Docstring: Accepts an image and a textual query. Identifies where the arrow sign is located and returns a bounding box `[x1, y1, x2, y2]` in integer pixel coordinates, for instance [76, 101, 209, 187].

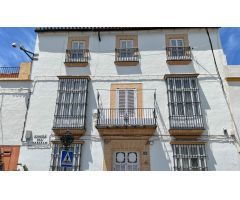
[61, 150, 74, 167]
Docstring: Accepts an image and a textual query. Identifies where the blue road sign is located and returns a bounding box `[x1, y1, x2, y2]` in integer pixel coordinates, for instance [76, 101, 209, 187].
[61, 150, 74, 167]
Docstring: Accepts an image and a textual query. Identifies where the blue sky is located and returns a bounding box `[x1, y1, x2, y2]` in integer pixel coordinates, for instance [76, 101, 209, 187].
[0, 27, 36, 67]
[0, 27, 239, 66]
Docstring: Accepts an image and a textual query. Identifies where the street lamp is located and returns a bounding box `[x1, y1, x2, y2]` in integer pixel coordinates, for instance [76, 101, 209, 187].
[12, 43, 36, 60]
[60, 130, 74, 150]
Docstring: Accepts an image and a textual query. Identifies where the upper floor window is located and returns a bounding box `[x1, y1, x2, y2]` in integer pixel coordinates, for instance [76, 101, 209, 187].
[165, 34, 191, 64]
[166, 76, 204, 130]
[65, 36, 89, 66]
[115, 35, 139, 64]
[170, 39, 184, 57]
[172, 144, 207, 171]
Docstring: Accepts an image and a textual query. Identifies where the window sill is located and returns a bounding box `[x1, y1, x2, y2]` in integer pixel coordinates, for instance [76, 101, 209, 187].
[64, 62, 88, 67]
[166, 59, 192, 65]
[114, 60, 139, 66]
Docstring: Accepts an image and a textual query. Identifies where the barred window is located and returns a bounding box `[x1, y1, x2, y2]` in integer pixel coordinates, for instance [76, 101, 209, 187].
[166, 77, 204, 129]
[172, 144, 207, 171]
[50, 143, 82, 171]
[53, 78, 88, 129]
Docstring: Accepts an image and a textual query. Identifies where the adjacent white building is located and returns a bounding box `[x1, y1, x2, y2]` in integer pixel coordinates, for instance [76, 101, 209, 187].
[1, 27, 240, 171]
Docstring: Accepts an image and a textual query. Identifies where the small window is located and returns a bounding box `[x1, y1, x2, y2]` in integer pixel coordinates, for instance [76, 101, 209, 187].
[170, 39, 184, 57]
[172, 144, 207, 171]
[119, 40, 134, 58]
[113, 151, 140, 171]
[72, 41, 85, 50]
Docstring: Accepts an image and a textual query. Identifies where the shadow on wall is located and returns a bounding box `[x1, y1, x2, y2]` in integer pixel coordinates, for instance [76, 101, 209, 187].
[205, 142, 217, 171]
[65, 65, 92, 76]
[39, 35, 66, 53]
[151, 101, 172, 170]
[80, 81, 100, 170]
[198, 83, 211, 136]
[167, 63, 196, 74]
[116, 63, 142, 75]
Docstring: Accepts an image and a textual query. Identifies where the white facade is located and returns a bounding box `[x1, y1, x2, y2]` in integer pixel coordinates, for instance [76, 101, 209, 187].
[1, 28, 240, 170]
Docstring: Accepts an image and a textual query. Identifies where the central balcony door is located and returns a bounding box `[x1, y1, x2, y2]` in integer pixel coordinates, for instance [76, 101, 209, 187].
[116, 89, 137, 125]
[113, 151, 140, 171]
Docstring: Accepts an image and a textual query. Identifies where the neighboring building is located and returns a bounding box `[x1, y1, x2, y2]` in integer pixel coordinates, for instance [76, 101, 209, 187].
[224, 65, 240, 149]
[0, 62, 32, 171]
[2, 27, 240, 171]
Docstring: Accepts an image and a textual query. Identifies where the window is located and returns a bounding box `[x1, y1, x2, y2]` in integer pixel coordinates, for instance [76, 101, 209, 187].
[166, 76, 204, 129]
[115, 35, 139, 64]
[172, 144, 207, 171]
[120, 40, 134, 58]
[71, 41, 85, 61]
[116, 89, 137, 118]
[113, 151, 140, 171]
[53, 78, 88, 129]
[170, 39, 184, 57]
[50, 143, 82, 171]
[65, 36, 89, 65]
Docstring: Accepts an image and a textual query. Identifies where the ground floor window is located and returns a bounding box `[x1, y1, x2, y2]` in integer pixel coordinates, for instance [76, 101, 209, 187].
[50, 143, 82, 171]
[113, 151, 140, 171]
[172, 144, 207, 171]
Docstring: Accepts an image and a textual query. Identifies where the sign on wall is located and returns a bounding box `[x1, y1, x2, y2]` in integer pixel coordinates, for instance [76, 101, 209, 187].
[61, 150, 74, 168]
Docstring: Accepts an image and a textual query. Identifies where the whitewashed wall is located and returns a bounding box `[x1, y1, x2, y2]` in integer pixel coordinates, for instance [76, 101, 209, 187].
[0, 82, 31, 146]
[17, 28, 240, 170]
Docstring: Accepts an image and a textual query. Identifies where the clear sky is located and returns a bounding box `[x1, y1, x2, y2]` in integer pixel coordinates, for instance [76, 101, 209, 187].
[0, 27, 239, 67]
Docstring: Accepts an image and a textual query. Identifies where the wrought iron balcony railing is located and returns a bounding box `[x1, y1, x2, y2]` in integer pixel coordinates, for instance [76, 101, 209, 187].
[0, 67, 20, 78]
[65, 49, 89, 63]
[115, 48, 139, 62]
[169, 115, 204, 130]
[166, 46, 192, 61]
[96, 108, 156, 128]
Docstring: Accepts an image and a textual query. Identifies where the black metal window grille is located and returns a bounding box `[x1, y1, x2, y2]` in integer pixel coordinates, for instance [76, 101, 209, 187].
[53, 78, 88, 129]
[50, 143, 81, 171]
[172, 144, 207, 171]
[166, 77, 204, 129]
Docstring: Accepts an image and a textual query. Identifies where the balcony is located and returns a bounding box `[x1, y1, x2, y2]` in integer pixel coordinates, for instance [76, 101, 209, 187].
[166, 46, 192, 65]
[0, 63, 31, 81]
[52, 115, 86, 135]
[64, 49, 89, 67]
[96, 108, 156, 137]
[115, 48, 139, 66]
[169, 115, 204, 136]
[0, 67, 19, 78]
